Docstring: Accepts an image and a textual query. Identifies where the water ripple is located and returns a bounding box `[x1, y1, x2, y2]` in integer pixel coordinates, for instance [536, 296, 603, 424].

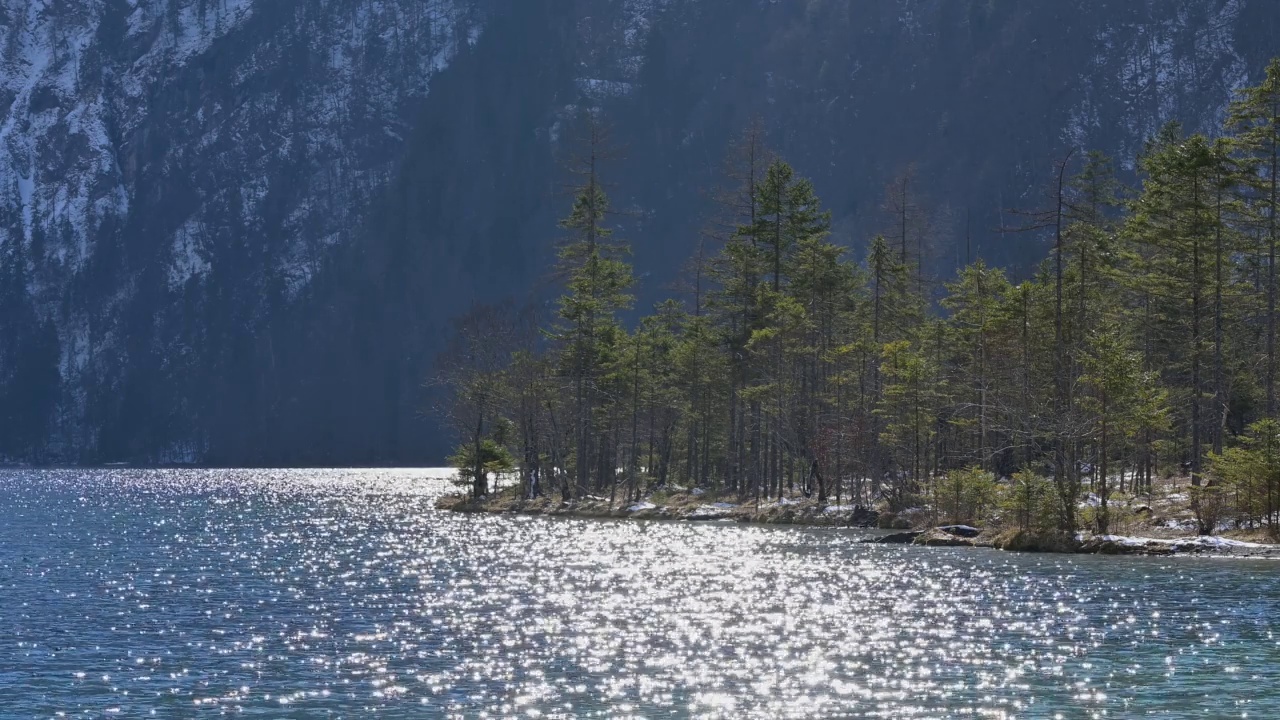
[0, 468, 1276, 718]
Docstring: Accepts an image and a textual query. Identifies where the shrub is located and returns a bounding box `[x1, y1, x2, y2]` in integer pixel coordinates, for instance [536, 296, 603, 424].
[1100, 491, 1137, 534]
[448, 437, 516, 495]
[993, 528, 1082, 553]
[936, 466, 999, 526]
[1189, 484, 1228, 536]
[999, 469, 1058, 532]
[1209, 419, 1280, 537]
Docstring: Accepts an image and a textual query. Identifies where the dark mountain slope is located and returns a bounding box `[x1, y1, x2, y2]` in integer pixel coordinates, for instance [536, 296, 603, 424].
[0, 0, 1272, 464]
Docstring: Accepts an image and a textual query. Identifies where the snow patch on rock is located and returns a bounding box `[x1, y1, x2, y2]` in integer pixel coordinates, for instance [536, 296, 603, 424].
[1064, 0, 1248, 164]
[168, 217, 212, 288]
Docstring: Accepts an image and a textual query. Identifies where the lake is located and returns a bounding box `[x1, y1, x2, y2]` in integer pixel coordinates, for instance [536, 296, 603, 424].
[1, 468, 1277, 718]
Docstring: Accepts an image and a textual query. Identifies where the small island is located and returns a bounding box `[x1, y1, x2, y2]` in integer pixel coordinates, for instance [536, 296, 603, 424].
[437, 62, 1280, 560]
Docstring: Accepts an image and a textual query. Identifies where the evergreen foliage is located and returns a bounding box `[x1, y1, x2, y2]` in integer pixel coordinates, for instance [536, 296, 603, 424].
[1210, 419, 1280, 537]
[441, 62, 1280, 534]
[936, 467, 999, 526]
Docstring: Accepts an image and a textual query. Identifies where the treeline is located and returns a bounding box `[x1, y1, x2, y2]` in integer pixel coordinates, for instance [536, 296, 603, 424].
[441, 61, 1280, 537]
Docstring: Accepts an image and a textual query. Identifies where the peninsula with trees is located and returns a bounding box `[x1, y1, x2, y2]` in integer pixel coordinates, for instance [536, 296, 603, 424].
[436, 62, 1280, 555]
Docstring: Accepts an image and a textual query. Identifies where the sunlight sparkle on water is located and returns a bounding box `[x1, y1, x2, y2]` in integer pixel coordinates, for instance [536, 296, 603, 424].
[0, 468, 1277, 718]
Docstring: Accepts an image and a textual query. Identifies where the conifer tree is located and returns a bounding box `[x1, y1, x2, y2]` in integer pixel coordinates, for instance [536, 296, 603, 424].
[711, 123, 770, 495]
[1228, 59, 1280, 416]
[553, 116, 634, 497]
[437, 303, 517, 499]
[1078, 320, 1159, 532]
[439, 64, 1280, 536]
[877, 336, 939, 510]
[942, 260, 1012, 470]
[1125, 130, 1224, 488]
[865, 235, 922, 497]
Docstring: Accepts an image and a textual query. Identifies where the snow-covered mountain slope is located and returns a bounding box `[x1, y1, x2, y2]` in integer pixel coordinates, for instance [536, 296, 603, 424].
[1064, 0, 1252, 166]
[2, 0, 478, 284]
[0, 0, 483, 461]
[0, 0, 1275, 464]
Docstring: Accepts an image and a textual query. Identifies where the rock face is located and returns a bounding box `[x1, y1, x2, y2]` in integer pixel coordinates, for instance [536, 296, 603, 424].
[1, 0, 485, 463]
[2, 0, 1278, 464]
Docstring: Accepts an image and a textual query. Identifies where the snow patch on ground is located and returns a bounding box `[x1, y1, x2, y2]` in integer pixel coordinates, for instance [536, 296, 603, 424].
[1096, 534, 1267, 550]
[1185, 536, 1267, 549]
[688, 502, 738, 519]
[627, 502, 657, 512]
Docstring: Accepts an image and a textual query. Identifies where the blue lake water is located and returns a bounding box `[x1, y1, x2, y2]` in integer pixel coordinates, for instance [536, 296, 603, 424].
[1, 468, 1277, 718]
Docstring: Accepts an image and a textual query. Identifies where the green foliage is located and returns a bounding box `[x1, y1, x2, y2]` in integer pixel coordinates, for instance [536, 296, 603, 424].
[436, 59, 1280, 535]
[875, 338, 938, 508]
[1078, 321, 1168, 521]
[1189, 484, 1229, 537]
[751, 160, 832, 293]
[935, 466, 998, 526]
[547, 119, 636, 497]
[1210, 419, 1280, 535]
[941, 260, 1012, 468]
[1083, 490, 1140, 535]
[1069, 150, 1125, 228]
[1226, 58, 1280, 206]
[999, 470, 1059, 532]
[866, 234, 922, 342]
[449, 435, 517, 492]
[555, 173, 634, 377]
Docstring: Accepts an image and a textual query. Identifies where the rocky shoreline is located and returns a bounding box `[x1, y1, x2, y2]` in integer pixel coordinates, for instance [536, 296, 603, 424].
[436, 487, 1280, 558]
[866, 525, 1279, 557]
[436, 487, 880, 527]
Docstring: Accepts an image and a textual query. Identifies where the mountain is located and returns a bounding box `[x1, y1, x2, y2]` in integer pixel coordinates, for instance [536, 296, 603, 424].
[1, 0, 1277, 465]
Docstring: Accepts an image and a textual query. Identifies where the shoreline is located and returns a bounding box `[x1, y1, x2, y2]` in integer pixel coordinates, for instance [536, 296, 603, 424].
[436, 486, 1280, 558]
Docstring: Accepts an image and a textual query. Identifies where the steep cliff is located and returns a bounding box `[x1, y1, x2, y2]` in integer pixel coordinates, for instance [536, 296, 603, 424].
[1, 0, 1276, 464]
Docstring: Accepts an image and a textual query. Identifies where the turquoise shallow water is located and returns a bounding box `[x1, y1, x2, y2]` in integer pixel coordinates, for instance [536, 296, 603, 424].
[0, 468, 1278, 718]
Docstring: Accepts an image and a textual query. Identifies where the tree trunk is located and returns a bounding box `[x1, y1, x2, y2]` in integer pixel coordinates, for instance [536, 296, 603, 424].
[1214, 180, 1226, 455]
[1269, 112, 1278, 416]
[473, 411, 486, 499]
[1098, 398, 1109, 534]
[1191, 172, 1203, 487]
